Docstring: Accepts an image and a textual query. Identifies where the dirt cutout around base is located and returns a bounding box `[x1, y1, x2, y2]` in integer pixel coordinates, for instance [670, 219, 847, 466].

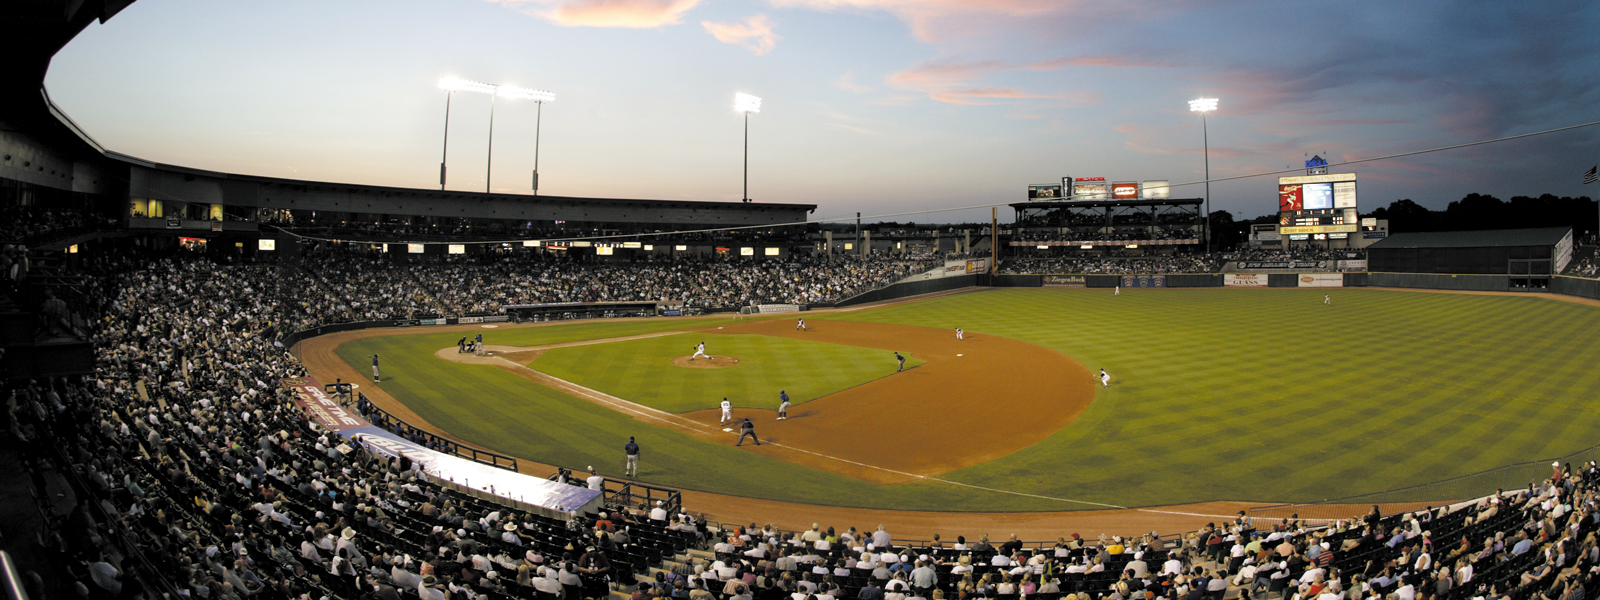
[673, 318, 1096, 482]
[672, 355, 740, 368]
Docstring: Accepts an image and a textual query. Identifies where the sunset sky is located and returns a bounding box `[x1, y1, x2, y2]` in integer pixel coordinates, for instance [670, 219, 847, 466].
[44, 0, 1600, 223]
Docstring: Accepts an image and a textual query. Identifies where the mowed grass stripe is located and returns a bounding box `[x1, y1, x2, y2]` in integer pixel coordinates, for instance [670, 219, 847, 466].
[531, 333, 918, 413]
[337, 288, 1600, 510]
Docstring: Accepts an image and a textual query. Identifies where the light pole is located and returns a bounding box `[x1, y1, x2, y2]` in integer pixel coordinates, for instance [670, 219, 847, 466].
[1189, 97, 1218, 253]
[497, 87, 555, 194]
[437, 77, 553, 194]
[735, 93, 761, 202]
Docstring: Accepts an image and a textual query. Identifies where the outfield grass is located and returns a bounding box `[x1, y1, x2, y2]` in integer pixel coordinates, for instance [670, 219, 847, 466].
[531, 333, 920, 413]
[337, 288, 1600, 511]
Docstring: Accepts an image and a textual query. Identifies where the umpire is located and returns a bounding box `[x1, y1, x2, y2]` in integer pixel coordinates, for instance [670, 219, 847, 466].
[736, 418, 761, 446]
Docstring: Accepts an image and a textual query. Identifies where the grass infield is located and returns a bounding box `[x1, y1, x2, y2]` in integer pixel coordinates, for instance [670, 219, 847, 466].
[336, 288, 1600, 511]
[530, 333, 921, 413]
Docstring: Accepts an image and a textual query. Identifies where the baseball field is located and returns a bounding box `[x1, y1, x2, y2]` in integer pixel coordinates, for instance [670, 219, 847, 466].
[317, 287, 1600, 513]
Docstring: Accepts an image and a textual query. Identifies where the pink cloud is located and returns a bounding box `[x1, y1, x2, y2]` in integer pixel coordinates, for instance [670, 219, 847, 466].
[702, 14, 782, 55]
[491, 0, 700, 28]
[834, 70, 872, 93]
[886, 58, 1122, 105]
[768, 0, 1069, 42]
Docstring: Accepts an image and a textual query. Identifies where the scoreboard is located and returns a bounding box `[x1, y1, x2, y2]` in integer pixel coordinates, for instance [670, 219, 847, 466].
[1278, 173, 1358, 241]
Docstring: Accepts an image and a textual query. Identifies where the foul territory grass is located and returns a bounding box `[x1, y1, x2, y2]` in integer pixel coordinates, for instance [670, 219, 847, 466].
[530, 333, 920, 413]
[337, 288, 1600, 511]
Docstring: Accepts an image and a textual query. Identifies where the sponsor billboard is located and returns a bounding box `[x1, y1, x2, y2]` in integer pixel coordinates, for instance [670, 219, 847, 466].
[1043, 275, 1087, 288]
[1238, 261, 1328, 269]
[1028, 184, 1064, 200]
[283, 376, 364, 432]
[407, 243, 425, 254]
[1120, 275, 1166, 288]
[1279, 173, 1357, 185]
[1141, 180, 1170, 199]
[1298, 273, 1344, 288]
[1337, 260, 1368, 271]
[1072, 177, 1109, 200]
[1112, 182, 1139, 199]
[966, 258, 990, 273]
[1224, 274, 1268, 287]
[1280, 224, 1358, 235]
[258, 239, 276, 251]
[1334, 181, 1357, 208]
[1279, 184, 1303, 211]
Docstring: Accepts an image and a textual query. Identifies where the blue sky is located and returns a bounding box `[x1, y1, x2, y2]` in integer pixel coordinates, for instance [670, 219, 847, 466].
[43, 0, 1600, 223]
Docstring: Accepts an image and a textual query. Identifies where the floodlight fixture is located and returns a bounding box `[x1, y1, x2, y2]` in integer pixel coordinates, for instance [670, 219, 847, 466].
[440, 77, 497, 95]
[499, 86, 556, 103]
[735, 93, 761, 114]
[1188, 97, 1218, 112]
[1188, 97, 1219, 252]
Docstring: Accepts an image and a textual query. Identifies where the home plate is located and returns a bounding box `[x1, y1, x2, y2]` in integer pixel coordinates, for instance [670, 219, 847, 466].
[957, 354, 964, 357]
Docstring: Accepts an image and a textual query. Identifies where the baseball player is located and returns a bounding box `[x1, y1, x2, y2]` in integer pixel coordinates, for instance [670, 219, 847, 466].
[1100, 369, 1110, 388]
[691, 341, 708, 361]
[623, 436, 640, 477]
[371, 354, 380, 383]
[1115, 285, 1120, 296]
[777, 390, 790, 420]
[720, 398, 732, 425]
[1324, 294, 1331, 305]
[796, 318, 807, 331]
[475, 332, 484, 354]
[955, 328, 964, 340]
[895, 352, 906, 372]
[735, 418, 760, 446]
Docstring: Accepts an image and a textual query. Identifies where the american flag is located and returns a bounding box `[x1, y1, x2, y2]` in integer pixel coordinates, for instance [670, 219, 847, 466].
[1586, 165, 1598, 185]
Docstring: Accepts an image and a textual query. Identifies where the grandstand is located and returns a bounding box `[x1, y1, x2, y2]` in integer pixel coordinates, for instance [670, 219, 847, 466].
[10, 3, 1600, 600]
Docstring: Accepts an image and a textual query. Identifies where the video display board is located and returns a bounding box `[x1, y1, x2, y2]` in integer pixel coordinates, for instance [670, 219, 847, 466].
[1279, 173, 1356, 213]
[1028, 184, 1064, 200]
[1072, 177, 1108, 200]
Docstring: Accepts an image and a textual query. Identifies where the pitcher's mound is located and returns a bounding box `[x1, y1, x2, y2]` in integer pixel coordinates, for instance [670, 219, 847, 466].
[672, 355, 739, 369]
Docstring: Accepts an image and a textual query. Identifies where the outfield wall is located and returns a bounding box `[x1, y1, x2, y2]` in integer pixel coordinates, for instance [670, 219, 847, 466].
[828, 274, 987, 307]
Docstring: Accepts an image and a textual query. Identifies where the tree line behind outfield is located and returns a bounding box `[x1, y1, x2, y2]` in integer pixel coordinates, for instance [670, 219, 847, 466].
[1208, 193, 1599, 249]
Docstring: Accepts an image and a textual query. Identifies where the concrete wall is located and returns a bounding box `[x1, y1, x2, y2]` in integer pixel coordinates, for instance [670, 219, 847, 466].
[0, 129, 116, 195]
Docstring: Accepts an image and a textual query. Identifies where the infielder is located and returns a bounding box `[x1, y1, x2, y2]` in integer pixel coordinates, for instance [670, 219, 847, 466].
[895, 352, 906, 372]
[796, 318, 807, 331]
[777, 390, 790, 420]
[623, 436, 640, 477]
[691, 341, 709, 361]
[371, 353, 380, 383]
[1100, 369, 1110, 388]
[955, 328, 964, 340]
[720, 398, 732, 425]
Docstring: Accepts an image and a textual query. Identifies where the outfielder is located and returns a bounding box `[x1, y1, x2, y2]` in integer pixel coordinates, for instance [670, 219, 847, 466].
[371, 353, 380, 383]
[691, 341, 709, 361]
[1100, 369, 1110, 388]
[777, 390, 790, 420]
[1324, 294, 1331, 305]
[720, 398, 732, 425]
[1115, 285, 1120, 296]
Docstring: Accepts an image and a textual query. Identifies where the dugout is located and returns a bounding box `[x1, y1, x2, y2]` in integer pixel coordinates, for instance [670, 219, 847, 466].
[1366, 227, 1573, 288]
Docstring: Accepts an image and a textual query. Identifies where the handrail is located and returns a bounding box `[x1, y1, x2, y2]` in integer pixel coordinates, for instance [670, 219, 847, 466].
[1, 550, 28, 600]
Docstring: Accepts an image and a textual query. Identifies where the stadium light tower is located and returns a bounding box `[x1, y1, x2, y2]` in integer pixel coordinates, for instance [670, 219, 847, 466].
[735, 93, 761, 203]
[437, 77, 554, 194]
[1189, 97, 1218, 253]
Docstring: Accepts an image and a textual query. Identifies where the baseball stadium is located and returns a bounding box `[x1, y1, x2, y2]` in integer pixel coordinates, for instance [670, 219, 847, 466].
[4, 3, 1600, 600]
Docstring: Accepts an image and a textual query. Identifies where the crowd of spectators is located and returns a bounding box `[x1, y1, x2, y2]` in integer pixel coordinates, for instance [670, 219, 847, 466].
[1000, 255, 1223, 275]
[1010, 229, 1197, 243]
[7, 247, 1600, 600]
[0, 205, 106, 243]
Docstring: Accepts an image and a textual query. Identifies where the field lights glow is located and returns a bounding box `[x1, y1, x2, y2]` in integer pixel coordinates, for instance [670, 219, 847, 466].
[735, 93, 761, 113]
[439, 77, 497, 95]
[1189, 97, 1218, 112]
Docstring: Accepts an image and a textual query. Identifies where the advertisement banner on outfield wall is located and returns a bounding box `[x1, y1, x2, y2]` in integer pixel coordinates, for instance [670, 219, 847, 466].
[1298, 273, 1344, 288]
[1337, 260, 1368, 271]
[458, 316, 485, 324]
[1224, 274, 1268, 287]
[1121, 275, 1166, 288]
[283, 376, 364, 432]
[966, 258, 989, 273]
[1043, 275, 1087, 288]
